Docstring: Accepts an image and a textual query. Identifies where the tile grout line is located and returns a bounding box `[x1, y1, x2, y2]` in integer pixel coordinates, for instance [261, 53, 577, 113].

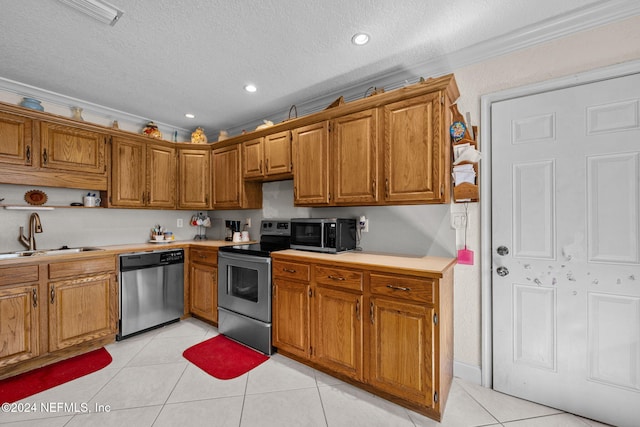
[313, 369, 330, 427]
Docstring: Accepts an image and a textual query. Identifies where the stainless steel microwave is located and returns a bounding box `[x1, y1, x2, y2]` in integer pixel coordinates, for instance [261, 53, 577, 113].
[290, 218, 357, 253]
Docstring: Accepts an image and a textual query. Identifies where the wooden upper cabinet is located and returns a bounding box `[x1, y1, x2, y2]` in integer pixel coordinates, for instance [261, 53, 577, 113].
[332, 109, 380, 205]
[264, 131, 292, 177]
[146, 143, 176, 208]
[213, 144, 262, 210]
[178, 147, 211, 209]
[110, 138, 176, 208]
[110, 137, 146, 207]
[243, 131, 292, 180]
[213, 144, 242, 208]
[0, 110, 33, 166]
[242, 137, 264, 179]
[292, 121, 330, 205]
[40, 122, 106, 175]
[383, 93, 448, 204]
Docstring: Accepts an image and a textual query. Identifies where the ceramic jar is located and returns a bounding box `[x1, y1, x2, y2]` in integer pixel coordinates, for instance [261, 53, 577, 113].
[20, 97, 44, 111]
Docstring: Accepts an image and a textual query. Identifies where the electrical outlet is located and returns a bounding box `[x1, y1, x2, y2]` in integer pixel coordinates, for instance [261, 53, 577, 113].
[177, 218, 183, 228]
[451, 213, 467, 229]
[245, 217, 251, 228]
[359, 216, 369, 232]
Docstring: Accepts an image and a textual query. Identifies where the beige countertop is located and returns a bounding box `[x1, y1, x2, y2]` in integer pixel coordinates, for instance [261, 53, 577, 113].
[0, 240, 247, 267]
[0, 242, 456, 277]
[272, 249, 456, 277]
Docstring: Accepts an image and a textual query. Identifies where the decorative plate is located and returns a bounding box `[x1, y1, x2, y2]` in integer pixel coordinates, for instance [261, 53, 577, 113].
[25, 189, 48, 205]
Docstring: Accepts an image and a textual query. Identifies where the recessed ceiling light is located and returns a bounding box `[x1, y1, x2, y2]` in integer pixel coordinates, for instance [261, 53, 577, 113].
[351, 33, 370, 46]
[185, 113, 195, 119]
[244, 84, 257, 93]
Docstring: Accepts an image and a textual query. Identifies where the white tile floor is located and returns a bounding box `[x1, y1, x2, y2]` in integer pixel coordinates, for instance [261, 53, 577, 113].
[0, 318, 612, 427]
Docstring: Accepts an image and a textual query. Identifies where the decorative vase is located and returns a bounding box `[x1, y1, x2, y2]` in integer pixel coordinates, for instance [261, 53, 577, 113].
[70, 106, 84, 120]
[191, 127, 207, 144]
[20, 97, 44, 111]
[142, 121, 162, 139]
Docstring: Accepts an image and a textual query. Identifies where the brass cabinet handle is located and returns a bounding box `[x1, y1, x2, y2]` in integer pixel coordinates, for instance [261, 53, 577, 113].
[385, 178, 389, 198]
[370, 301, 374, 324]
[32, 288, 37, 308]
[356, 298, 360, 321]
[328, 275, 345, 281]
[26, 145, 31, 163]
[50, 287, 55, 304]
[283, 268, 296, 273]
[308, 288, 313, 297]
[259, 160, 263, 173]
[43, 148, 48, 165]
[372, 179, 376, 195]
[386, 284, 411, 292]
[265, 158, 269, 172]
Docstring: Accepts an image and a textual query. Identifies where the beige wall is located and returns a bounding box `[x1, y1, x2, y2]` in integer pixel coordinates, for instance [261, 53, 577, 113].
[450, 15, 640, 373]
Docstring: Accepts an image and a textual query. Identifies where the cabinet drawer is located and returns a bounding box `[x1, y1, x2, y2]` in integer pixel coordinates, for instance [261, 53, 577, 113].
[273, 260, 310, 281]
[49, 256, 116, 280]
[191, 248, 218, 266]
[315, 265, 363, 291]
[0, 265, 39, 286]
[370, 273, 433, 303]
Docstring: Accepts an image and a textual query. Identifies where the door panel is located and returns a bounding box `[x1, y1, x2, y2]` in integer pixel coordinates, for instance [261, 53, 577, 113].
[491, 72, 640, 427]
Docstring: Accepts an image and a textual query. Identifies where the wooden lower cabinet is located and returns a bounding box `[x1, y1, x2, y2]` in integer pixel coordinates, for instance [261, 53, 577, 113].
[272, 278, 310, 359]
[190, 263, 218, 323]
[0, 284, 40, 368]
[0, 256, 117, 380]
[313, 286, 363, 381]
[271, 253, 453, 421]
[368, 296, 434, 406]
[189, 247, 218, 324]
[49, 273, 116, 351]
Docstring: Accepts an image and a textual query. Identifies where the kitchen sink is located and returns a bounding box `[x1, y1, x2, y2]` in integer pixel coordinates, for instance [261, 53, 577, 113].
[0, 246, 104, 259]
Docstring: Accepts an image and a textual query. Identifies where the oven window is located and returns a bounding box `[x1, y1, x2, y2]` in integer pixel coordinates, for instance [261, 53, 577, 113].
[292, 223, 321, 246]
[229, 265, 259, 302]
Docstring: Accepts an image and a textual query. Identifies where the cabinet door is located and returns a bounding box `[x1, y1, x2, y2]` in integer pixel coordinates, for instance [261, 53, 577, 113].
[110, 137, 146, 207]
[0, 111, 33, 166]
[264, 130, 292, 177]
[333, 109, 380, 204]
[368, 296, 434, 407]
[383, 93, 446, 203]
[313, 286, 363, 381]
[212, 145, 241, 208]
[273, 278, 310, 358]
[178, 148, 211, 209]
[190, 263, 217, 323]
[292, 121, 330, 205]
[242, 137, 264, 179]
[49, 274, 116, 352]
[0, 285, 39, 368]
[147, 143, 176, 208]
[40, 122, 106, 175]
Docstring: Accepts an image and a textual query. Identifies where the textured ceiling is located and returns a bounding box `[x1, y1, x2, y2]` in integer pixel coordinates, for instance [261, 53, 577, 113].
[0, 0, 623, 137]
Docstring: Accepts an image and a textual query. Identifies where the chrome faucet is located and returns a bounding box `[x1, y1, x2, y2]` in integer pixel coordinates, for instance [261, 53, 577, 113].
[18, 213, 43, 251]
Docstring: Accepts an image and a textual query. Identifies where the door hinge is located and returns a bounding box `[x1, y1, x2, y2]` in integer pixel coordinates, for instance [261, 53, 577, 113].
[433, 313, 438, 325]
[434, 391, 439, 403]
[440, 96, 444, 105]
[310, 346, 313, 356]
[328, 123, 332, 132]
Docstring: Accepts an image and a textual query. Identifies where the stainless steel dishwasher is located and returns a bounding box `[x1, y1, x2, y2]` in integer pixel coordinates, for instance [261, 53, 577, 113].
[117, 249, 184, 340]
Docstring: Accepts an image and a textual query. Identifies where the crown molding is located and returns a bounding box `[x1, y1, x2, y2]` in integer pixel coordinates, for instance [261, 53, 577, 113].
[227, 0, 640, 135]
[0, 76, 190, 135]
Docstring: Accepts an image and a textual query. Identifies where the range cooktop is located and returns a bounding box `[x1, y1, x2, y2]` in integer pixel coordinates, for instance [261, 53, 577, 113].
[219, 219, 290, 257]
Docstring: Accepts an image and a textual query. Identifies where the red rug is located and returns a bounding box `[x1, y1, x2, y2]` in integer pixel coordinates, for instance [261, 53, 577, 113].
[0, 348, 112, 403]
[183, 335, 269, 380]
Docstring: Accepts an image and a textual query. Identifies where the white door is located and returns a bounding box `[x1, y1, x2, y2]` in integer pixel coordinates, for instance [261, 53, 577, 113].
[491, 73, 640, 427]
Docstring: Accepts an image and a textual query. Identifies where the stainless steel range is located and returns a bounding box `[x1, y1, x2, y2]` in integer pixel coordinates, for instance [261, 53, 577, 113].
[217, 219, 290, 355]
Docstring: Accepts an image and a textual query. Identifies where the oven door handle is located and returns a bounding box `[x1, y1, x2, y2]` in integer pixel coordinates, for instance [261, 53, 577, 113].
[218, 251, 271, 264]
